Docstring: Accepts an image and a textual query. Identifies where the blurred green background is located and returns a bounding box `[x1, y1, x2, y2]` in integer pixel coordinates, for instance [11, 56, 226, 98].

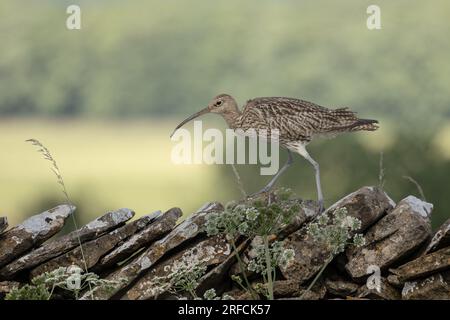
[0, 0, 449, 229]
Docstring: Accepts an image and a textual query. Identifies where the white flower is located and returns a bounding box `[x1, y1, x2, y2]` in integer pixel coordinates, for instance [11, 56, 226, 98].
[245, 207, 260, 221]
[203, 288, 217, 300]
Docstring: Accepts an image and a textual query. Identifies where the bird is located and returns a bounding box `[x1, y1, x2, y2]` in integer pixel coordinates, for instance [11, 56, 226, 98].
[170, 94, 379, 212]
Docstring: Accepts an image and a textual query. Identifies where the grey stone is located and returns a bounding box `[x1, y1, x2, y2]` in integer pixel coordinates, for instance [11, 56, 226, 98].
[346, 196, 433, 279]
[402, 273, 450, 300]
[423, 218, 450, 254]
[356, 277, 401, 300]
[239, 279, 303, 299]
[296, 280, 327, 300]
[388, 246, 450, 284]
[80, 202, 223, 300]
[30, 214, 152, 278]
[123, 234, 232, 300]
[0, 208, 135, 278]
[277, 199, 319, 238]
[224, 289, 253, 300]
[280, 186, 392, 283]
[325, 186, 395, 231]
[195, 239, 249, 296]
[272, 280, 301, 298]
[0, 205, 73, 268]
[325, 276, 359, 297]
[96, 208, 181, 268]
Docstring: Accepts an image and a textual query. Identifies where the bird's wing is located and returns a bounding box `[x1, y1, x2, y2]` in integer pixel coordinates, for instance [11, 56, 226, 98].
[243, 97, 329, 114]
[240, 97, 360, 140]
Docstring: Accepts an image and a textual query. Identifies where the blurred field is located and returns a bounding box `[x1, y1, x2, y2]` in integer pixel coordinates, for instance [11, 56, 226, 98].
[0, 118, 231, 226]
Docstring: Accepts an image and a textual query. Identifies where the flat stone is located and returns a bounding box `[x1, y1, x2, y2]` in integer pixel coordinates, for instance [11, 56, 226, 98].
[346, 196, 433, 279]
[122, 234, 232, 300]
[356, 277, 401, 300]
[0, 205, 73, 268]
[195, 240, 249, 296]
[402, 273, 450, 300]
[296, 281, 327, 300]
[241, 279, 302, 299]
[224, 289, 253, 300]
[277, 199, 319, 238]
[96, 208, 181, 269]
[325, 277, 360, 297]
[280, 186, 392, 283]
[0, 217, 8, 234]
[325, 186, 396, 231]
[423, 218, 450, 254]
[80, 202, 223, 300]
[272, 280, 301, 298]
[30, 214, 152, 278]
[388, 246, 450, 284]
[0, 208, 135, 278]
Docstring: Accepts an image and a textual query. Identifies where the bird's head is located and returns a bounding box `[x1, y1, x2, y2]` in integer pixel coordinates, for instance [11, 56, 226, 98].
[170, 94, 237, 138]
[206, 94, 237, 114]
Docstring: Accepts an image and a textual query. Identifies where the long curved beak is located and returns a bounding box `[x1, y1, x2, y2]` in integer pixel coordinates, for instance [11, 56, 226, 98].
[170, 107, 210, 138]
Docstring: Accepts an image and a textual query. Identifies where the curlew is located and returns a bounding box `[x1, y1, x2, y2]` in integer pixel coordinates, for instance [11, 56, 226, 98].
[171, 94, 378, 212]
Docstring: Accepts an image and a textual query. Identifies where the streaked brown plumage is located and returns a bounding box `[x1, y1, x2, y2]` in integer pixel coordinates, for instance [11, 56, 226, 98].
[171, 94, 379, 212]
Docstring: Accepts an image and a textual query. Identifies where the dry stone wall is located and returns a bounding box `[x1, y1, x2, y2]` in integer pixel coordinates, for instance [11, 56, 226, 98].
[0, 186, 449, 300]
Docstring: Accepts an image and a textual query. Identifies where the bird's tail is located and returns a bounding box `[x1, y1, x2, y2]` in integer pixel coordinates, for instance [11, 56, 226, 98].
[349, 119, 379, 131]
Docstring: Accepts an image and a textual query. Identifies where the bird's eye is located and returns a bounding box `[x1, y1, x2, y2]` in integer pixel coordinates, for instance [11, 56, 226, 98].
[216, 100, 223, 106]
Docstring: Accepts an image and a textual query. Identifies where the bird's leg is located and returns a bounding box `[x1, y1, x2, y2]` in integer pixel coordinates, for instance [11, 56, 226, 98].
[296, 145, 324, 213]
[251, 150, 294, 196]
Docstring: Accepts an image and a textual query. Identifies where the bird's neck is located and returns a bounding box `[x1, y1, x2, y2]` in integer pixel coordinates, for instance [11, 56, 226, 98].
[220, 108, 242, 129]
